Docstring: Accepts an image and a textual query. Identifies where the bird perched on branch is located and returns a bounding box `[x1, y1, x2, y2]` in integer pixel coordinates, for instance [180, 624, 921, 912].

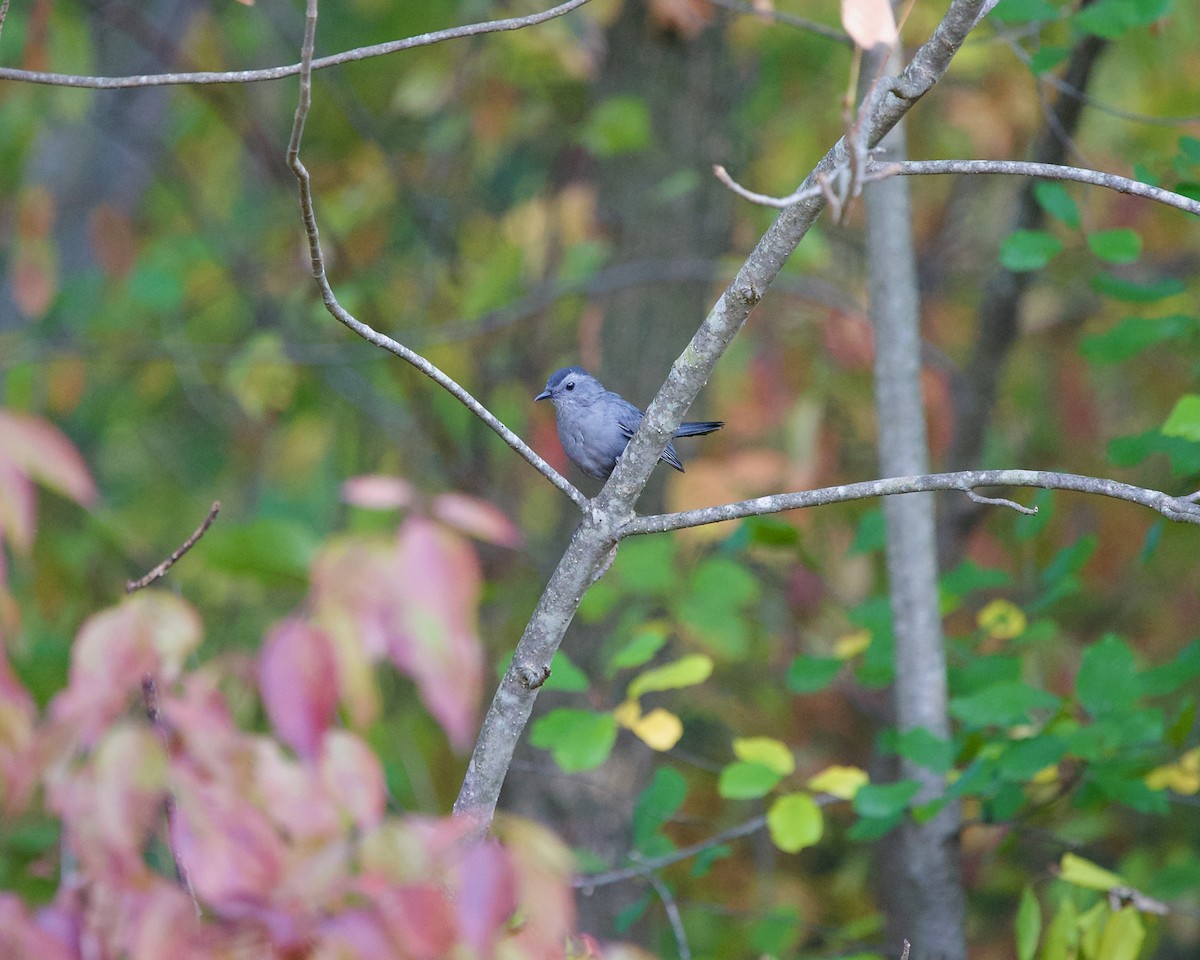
[535, 366, 723, 480]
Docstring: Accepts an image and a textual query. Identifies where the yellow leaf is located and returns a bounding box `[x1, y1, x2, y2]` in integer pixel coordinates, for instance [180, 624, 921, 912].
[733, 737, 795, 776]
[806, 765, 869, 800]
[1031, 764, 1060, 784]
[629, 708, 684, 752]
[627, 654, 713, 700]
[612, 700, 642, 729]
[977, 599, 1027, 640]
[1060, 853, 1124, 892]
[1096, 906, 1144, 960]
[832, 629, 871, 660]
[1145, 746, 1200, 794]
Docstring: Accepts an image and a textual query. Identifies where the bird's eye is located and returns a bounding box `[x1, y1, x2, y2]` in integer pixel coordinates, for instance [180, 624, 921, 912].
[565, 381, 575, 391]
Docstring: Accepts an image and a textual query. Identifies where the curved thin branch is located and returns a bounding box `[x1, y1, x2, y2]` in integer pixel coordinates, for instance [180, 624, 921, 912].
[574, 815, 768, 890]
[623, 470, 1200, 536]
[284, 1, 587, 510]
[881, 159, 1200, 217]
[0, 0, 591, 89]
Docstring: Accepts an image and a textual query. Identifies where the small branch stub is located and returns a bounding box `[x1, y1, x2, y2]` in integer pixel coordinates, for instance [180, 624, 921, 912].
[126, 501, 221, 593]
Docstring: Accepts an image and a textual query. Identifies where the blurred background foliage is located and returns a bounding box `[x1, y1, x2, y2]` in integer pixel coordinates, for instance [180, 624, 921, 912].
[2, 0, 1200, 956]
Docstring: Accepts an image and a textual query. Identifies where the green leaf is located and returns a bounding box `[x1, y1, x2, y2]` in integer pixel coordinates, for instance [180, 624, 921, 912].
[1040, 896, 1079, 960]
[1000, 230, 1063, 272]
[1076, 634, 1140, 717]
[676, 558, 760, 657]
[1034, 181, 1081, 228]
[1030, 45, 1071, 74]
[1081, 314, 1196, 364]
[542, 650, 591, 693]
[1041, 535, 1097, 592]
[889, 727, 955, 773]
[1108, 428, 1200, 475]
[1162, 394, 1200, 441]
[990, 0, 1060, 23]
[998, 735, 1066, 780]
[581, 95, 652, 157]
[1092, 271, 1185, 302]
[1076, 0, 1170, 38]
[949, 681, 1061, 729]
[627, 654, 713, 700]
[786, 655, 842, 694]
[1087, 229, 1142, 264]
[1140, 639, 1200, 696]
[718, 761, 783, 799]
[611, 536, 679, 597]
[852, 779, 922, 819]
[632, 767, 687, 849]
[529, 709, 618, 772]
[766, 793, 823, 853]
[608, 622, 670, 672]
[1179, 135, 1200, 165]
[1016, 885, 1042, 960]
[1014, 489, 1054, 541]
[203, 517, 316, 583]
[614, 893, 651, 933]
[1096, 907, 1144, 960]
[849, 510, 886, 554]
[941, 561, 1012, 600]
[847, 812, 903, 841]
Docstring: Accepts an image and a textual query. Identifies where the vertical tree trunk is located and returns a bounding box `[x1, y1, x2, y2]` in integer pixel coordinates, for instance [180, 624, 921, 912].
[863, 47, 967, 960]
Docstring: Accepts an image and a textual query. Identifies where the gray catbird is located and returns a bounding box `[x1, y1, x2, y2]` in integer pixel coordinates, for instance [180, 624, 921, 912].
[535, 366, 723, 479]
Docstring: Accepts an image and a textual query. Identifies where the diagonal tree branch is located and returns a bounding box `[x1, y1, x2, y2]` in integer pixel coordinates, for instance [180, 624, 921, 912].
[453, 0, 994, 834]
[0, 0, 592, 89]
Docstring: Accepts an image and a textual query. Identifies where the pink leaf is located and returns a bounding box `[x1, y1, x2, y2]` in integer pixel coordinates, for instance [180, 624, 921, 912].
[253, 738, 341, 840]
[50, 592, 202, 745]
[0, 455, 36, 553]
[841, 0, 898, 49]
[170, 765, 287, 908]
[371, 884, 457, 960]
[0, 894, 76, 960]
[259, 617, 339, 760]
[317, 910, 397, 960]
[0, 411, 98, 508]
[341, 474, 417, 510]
[456, 841, 517, 955]
[431, 493, 522, 548]
[320, 730, 386, 831]
[389, 518, 484, 751]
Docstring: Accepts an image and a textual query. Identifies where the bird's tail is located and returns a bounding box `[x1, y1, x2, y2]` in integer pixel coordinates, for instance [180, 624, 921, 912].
[674, 420, 724, 438]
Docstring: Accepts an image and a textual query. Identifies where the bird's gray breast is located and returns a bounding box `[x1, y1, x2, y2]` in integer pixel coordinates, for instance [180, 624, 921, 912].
[555, 397, 631, 479]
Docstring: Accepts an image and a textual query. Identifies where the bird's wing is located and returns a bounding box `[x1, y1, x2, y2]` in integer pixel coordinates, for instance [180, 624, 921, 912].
[613, 397, 644, 440]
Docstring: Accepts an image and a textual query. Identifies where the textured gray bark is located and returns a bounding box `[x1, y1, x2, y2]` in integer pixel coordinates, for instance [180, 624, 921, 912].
[863, 46, 966, 960]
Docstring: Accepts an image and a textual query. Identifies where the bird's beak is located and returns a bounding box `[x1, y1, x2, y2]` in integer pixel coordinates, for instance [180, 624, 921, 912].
[534, 389, 551, 402]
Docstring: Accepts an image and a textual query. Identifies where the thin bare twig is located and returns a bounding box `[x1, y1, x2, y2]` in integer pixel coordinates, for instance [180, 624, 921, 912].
[0, 0, 10, 45]
[716, 157, 1200, 218]
[623, 470, 1200, 536]
[575, 815, 768, 890]
[0, 0, 591, 89]
[638, 857, 692, 960]
[142, 675, 201, 916]
[879, 158, 1200, 218]
[707, 0, 850, 44]
[284, 0, 587, 510]
[126, 501, 221, 593]
[965, 489, 1037, 515]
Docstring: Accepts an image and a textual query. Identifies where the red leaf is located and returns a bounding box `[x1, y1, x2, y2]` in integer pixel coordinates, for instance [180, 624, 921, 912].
[371, 884, 457, 960]
[389, 518, 484, 751]
[0, 411, 98, 507]
[432, 492, 522, 548]
[259, 617, 339, 760]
